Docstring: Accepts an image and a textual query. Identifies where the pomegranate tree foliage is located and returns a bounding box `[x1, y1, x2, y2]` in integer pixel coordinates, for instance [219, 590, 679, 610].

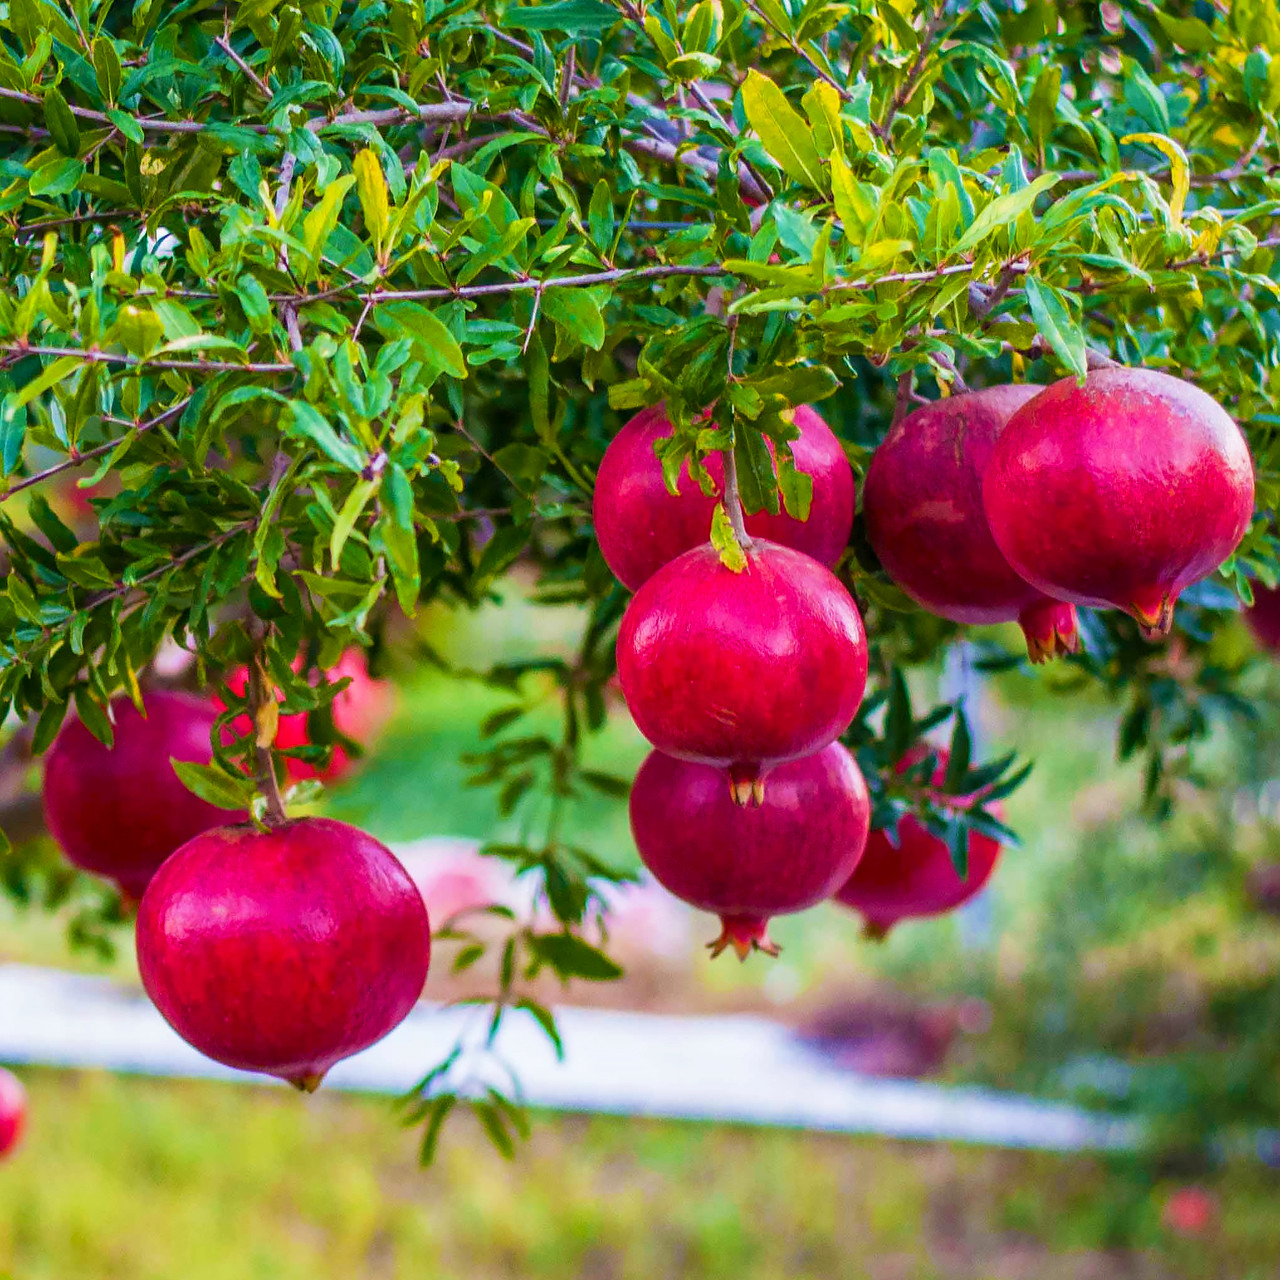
[0, 0, 1278, 1150]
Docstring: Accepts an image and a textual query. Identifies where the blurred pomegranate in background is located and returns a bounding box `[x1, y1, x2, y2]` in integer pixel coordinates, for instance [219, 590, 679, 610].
[224, 649, 393, 784]
[0, 1067, 26, 1158]
[1245, 582, 1280, 654]
[1161, 1185, 1219, 1237]
[395, 838, 519, 925]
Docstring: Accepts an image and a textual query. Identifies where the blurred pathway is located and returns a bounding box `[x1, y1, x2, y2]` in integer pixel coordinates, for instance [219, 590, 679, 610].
[0, 964, 1138, 1153]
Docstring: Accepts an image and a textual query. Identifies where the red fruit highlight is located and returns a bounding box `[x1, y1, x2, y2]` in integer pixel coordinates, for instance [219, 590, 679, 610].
[631, 743, 870, 959]
[43, 690, 240, 902]
[593, 403, 854, 591]
[137, 817, 430, 1091]
[0, 1067, 26, 1158]
[1245, 583, 1280, 654]
[225, 649, 393, 784]
[984, 368, 1254, 639]
[836, 751, 1002, 938]
[616, 541, 868, 779]
[864, 385, 1080, 663]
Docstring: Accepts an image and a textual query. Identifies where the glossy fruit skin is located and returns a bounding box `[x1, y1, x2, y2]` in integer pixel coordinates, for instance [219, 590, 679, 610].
[631, 743, 870, 958]
[0, 1067, 26, 1158]
[836, 752, 1002, 938]
[1245, 583, 1280, 654]
[225, 649, 393, 784]
[43, 691, 240, 902]
[593, 403, 855, 591]
[864, 385, 1080, 663]
[137, 817, 430, 1090]
[984, 368, 1255, 639]
[616, 540, 868, 775]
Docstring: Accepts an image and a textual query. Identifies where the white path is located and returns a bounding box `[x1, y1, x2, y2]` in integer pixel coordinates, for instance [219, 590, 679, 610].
[0, 964, 1139, 1153]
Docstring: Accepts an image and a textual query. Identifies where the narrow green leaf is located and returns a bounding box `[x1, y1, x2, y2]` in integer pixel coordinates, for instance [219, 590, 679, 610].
[170, 759, 252, 810]
[953, 172, 1060, 253]
[742, 69, 826, 191]
[1023, 276, 1086, 379]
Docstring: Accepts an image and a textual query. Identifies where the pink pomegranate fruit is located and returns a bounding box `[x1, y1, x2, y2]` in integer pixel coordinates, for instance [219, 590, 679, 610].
[594, 403, 854, 591]
[136, 817, 430, 1091]
[616, 541, 867, 794]
[836, 751, 1002, 938]
[984, 367, 1254, 639]
[224, 649, 393, 783]
[42, 690, 241, 902]
[0, 1067, 26, 1158]
[1245, 583, 1280, 654]
[631, 743, 870, 958]
[864, 385, 1079, 662]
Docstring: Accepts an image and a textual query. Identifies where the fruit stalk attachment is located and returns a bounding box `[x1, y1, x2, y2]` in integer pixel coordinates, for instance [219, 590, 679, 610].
[247, 641, 287, 829]
[720, 441, 754, 554]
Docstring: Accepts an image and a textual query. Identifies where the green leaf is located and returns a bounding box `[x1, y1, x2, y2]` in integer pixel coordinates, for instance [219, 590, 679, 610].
[74, 687, 114, 748]
[953, 172, 1060, 253]
[330, 478, 378, 567]
[92, 37, 122, 105]
[301, 174, 355, 272]
[526, 932, 623, 981]
[42, 86, 80, 156]
[943, 708, 972, 795]
[1027, 65, 1061, 156]
[493, 443, 551, 493]
[28, 156, 84, 196]
[377, 302, 466, 378]
[503, 0, 620, 31]
[542, 289, 605, 351]
[742, 69, 826, 191]
[1023, 276, 1086, 380]
[10, 355, 81, 410]
[170, 759, 253, 810]
[287, 402, 366, 470]
[1153, 12, 1215, 52]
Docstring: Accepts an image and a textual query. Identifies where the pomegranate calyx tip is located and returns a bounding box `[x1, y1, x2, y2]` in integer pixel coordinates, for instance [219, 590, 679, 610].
[289, 1071, 326, 1094]
[708, 915, 781, 961]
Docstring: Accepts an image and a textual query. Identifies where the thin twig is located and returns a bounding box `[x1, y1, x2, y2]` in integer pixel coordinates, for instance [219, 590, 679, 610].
[720, 442, 753, 550]
[873, 5, 946, 142]
[0, 344, 295, 374]
[247, 639, 288, 828]
[215, 35, 272, 98]
[893, 370, 914, 425]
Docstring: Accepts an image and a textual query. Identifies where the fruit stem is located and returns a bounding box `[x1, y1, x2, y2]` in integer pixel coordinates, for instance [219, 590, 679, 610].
[247, 643, 288, 829]
[720, 443, 754, 552]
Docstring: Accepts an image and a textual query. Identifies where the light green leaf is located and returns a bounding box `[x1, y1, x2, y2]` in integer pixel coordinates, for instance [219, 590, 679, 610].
[171, 759, 253, 811]
[542, 289, 605, 351]
[377, 302, 467, 377]
[331, 478, 377, 567]
[10, 355, 80, 410]
[287, 402, 365, 470]
[954, 172, 1060, 253]
[1024, 276, 1086, 380]
[742, 69, 826, 191]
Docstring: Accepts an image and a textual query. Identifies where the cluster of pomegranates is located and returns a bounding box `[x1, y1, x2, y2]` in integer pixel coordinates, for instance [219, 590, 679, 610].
[40, 654, 430, 1093]
[598, 364, 1255, 955]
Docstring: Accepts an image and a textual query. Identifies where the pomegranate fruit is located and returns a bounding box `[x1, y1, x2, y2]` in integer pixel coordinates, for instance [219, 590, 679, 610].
[864, 385, 1080, 663]
[137, 817, 430, 1091]
[836, 751, 1002, 938]
[1245, 583, 1280, 654]
[0, 1067, 26, 1158]
[42, 690, 240, 902]
[616, 540, 867, 792]
[594, 403, 854, 591]
[630, 743, 871, 958]
[224, 649, 393, 783]
[984, 367, 1254, 639]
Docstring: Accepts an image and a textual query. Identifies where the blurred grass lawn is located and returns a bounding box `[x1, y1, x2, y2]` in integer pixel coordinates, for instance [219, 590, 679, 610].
[1, 1067, 1277, 1280]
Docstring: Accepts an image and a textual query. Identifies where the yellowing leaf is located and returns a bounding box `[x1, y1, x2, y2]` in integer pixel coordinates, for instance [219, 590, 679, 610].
[302, 174, 356, 273]
[742, 69, 826, 191]
[829, 152, 863, 241]
[802, 81, 843, 161]
[1121, 132, 1189, 226]
[353, 149, 390, 254]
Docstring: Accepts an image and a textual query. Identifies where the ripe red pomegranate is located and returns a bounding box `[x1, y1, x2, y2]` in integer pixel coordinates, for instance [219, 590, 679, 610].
[836, 751, 1002, 938]
[1162, 1186, 1219, 1237]
[0, 1067, 26, 1158]
[43, 690, 240, 902]
[984, 367, 1254, 639]
[630, 743, 870, 958]
[1245, 583, 1280, 654]
[593, 403, 854, 591]
[616, 541, 867, 793]
[224, 649, 393, 783]
[864, 385, 1080, 663]
[137, 817, 430, 1091]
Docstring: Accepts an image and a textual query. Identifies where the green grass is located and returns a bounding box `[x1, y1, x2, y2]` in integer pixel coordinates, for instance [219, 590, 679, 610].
[1, 1067, 1277, 1280]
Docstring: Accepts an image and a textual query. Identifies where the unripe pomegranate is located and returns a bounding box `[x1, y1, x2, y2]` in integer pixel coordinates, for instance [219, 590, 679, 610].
[137, 817, 430, 1091]
[593, 404, 854, 591]
[616, 541, 868, 792]
[43, 691, 240, 902]
[224, 649, 393, 784]
[0, 1067, 26, 1158]
[630, 743, 870, 958]
[984, 368, 1254, 639]
[836, 751, 1002, 938]
[1245, 583, 1280, 654]
[864, 385, 1079, 663]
